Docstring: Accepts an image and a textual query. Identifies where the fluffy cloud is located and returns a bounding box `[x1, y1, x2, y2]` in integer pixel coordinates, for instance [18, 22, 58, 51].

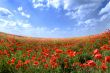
[0, 18, 32, 29]
[63, 0, 106, 32]
[32, 0, 104, 22]
[0, 18, 62, 37]
[47, 0, 61, 9]
[18, 6, 23, 11]
[99, 1, 110, 29]
[65, 0, 104, 20]
[17, 6, 31, 18]
[31, 0, 109, 36]
[21, 12, 30, 18]
[32, 0, 46, 8]
[99, 1, 110, 15]
[0, 7, 13, 17]
[32, 0, 62, 9]
[65, 4, 96, 20]
[0, 7, 32, 35]
[98, 1, 110, 30]
[0, 7, 62, 37]
[100, 12, 110, 21]
[33, 3, 45, 8]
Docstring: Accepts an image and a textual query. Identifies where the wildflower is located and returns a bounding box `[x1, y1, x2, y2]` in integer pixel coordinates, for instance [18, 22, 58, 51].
[64, 64, 69, 68]
[66, 49, 76, 57]
[11, 57, 16, 64]
[7, 60, 11, 65]
[80, 63, 88, 68]
[17, 60, 23, 66]
[0, 50, 3, 55]
[72, 62, 80, 67]
[105, 56, 110, 63]
[4, 50, 9, 55]
[15, 64, 20, 69]
[27, 49, 32, 53]
[101, 63, 108, 71]
[37, 56, 42, 61]
[63, 58, 68, 63]
[44, 64, 48, 69]
[87, 60, 96, 67]
[24, 60, 30, 65]
[15, 60, 23, 69]
[42, 59, 46, 63]
[94, 53, 102, 59]
[31, 55, 36, 61]
[55, 48, 63, 53]
[93, 49, 99, 55]
[100, 44, 110, 50]
[51, 62, 58, 69]
[42, 52, 49, 57]
[33, 61, 39, 66]
[10, 48, 14, 52]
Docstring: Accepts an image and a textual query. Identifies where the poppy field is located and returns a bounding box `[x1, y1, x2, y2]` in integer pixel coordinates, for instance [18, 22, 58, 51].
[0, 30, 110, 73]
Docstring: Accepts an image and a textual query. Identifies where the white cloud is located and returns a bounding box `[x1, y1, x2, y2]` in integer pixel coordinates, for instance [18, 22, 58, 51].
[21, 12, 30, 18]
[65, 3, 97, 21]
[77, 18, 98, 28]
[32, 0, 44, 3]
[63, 0, 107, 33]
[49, 27, 59, 33]
[17, 6, 31, 18]
[65, 2, 103, 20]
[0, 7, 32, 35]
[31, 0, 104, 21]
[47, 0, 61, 9]
[31, 0, 104, 19]
[63, 0, 71, 10]
[0, 18, 32, 29]
[31, 0, 109, 37]
[32, 0, 46, 8]
[32, 0, 62, 9]
[0, 7, 13, 17]
[0, 7, 62, 37]
[98, 1, 110, 30]
[0, 18, 45, 36]
[33, 3, 45, 8]
[18, 6, 23, 11]
[99, 1, 110, 15]
[100, 12, 110, 21]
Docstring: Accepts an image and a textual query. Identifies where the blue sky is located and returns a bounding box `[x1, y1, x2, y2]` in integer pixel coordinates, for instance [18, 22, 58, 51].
[0, 0, 110, 38]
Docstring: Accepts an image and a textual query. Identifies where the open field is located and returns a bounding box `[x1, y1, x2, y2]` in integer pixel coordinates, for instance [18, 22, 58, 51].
[0, 30, 110, 73]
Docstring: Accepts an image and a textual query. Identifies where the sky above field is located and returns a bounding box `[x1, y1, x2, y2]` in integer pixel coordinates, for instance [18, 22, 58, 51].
[0, 0, 110, 38]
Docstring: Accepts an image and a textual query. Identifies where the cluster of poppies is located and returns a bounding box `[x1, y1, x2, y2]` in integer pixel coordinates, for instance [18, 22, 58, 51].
[0, 31, 110, 73]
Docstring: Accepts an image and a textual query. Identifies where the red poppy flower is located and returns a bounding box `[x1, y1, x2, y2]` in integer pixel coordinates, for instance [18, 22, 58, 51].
[7, 60, 11, 65]
[44, 64, 48, 69]
[24, 60, 30, 65]
[105, 56, 110, 63]
[101, 63, 108, 71]
[80, 63, 88, 68]
[93, 49, 99, 55]
[100, 44, 110, 50]
[66, 49, 76, 57]
[42, 59, 46, 63]
[63, 58, 68, 63]
[94, 53, 102, 59]
[0, 50, 3, 55]
[11, 57, 16, 64]
[55, 48, 63, 53]
[51, 62, 58, 69]
[33, 61, 39, 66]
[87, 60, 96, 67]
[31, 55, 36, 61]
[15, 64, 20, 69]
